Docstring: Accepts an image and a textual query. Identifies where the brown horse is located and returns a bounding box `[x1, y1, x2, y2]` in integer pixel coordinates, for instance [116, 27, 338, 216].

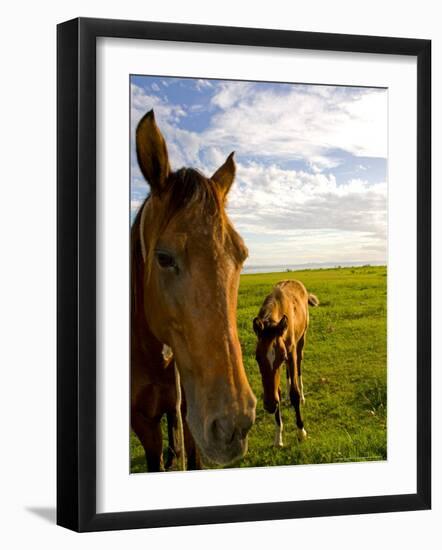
[253, 280, 319, 447]
[131, 110, 256, 472]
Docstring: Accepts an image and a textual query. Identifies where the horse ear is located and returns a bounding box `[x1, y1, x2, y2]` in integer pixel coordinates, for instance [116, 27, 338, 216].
[253, 317, 264, 337]
[276, 315, 288, 336]
[136, 110, 171, 194]
[211, 152, 236, 200]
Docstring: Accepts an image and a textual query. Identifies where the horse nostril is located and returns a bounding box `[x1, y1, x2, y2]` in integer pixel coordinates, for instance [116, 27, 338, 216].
[210, 414, 253, 445]
[210, 417, 236, 444]
[237, 413, 254, 438]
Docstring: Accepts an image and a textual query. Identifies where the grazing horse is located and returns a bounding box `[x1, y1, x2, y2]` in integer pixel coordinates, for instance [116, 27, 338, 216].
[253, 280, 319, 447]
[131, 110, 256, 471]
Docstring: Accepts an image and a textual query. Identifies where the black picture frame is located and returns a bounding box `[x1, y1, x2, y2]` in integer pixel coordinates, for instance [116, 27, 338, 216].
[57, 17, 431, 532]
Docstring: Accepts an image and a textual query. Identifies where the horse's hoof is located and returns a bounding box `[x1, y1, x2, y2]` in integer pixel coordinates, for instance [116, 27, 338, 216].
[300, 396, 306, 406]
[297, 428, 307, 442]
[274, 440, 284, 448]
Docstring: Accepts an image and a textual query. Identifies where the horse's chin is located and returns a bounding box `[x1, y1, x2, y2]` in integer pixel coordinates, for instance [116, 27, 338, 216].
[185, 412, 249, 467]
[199, 436, 249, 467]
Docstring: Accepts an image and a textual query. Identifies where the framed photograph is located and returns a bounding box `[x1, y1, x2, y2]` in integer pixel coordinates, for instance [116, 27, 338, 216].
[57, 17, 431, 532]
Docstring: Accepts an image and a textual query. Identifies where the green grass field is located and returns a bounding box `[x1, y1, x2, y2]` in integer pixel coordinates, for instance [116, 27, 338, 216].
[130, 265, 387, 472]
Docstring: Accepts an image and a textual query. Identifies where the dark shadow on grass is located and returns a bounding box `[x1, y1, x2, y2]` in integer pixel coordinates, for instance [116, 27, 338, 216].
[26, 506, 56, 524]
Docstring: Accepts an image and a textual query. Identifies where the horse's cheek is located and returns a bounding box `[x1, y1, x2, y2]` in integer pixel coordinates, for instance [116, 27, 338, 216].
[142, 275, 169, 339]
[151, 271, 185, 323]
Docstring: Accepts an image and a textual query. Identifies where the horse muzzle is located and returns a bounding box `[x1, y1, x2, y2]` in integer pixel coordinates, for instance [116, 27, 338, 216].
[201, 411, 255, 465]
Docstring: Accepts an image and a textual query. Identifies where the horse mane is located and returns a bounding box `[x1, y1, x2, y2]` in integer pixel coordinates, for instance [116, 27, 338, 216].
[131, 202, 146, 317]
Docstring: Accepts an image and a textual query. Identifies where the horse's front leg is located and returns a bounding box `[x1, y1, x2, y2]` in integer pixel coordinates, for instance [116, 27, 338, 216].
[180, 388, 202, 470]
[287, 349, 307, 442]
[132, 408, 164, 472]
[296, 334, 306, 405]
[285, 364, 291, 404]
[273, 399, 284, 447]
[183, 418, 202, 470]
[165, 385, 202, 470]
[165, 410, 202, 470]
[131, 383, 165, 472]
[165, 410, 183, 470]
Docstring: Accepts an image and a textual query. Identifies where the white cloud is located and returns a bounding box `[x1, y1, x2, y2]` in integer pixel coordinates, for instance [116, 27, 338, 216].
[241, 229, 386, 267]
[131, 82, 387, 177]
[130, 80, 387, 266]
[195, 79, 213, 91]
[228, 162, 386, 232]
[132, 81, 387, 168]
[226, 162, 386, 266]
[210, 81, 253, 109]
[189, 104, 205, 113]
[204, 85, 387, 163]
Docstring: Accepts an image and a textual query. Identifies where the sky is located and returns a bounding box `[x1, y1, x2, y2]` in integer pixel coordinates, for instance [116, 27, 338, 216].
[130, 75, 387, 269]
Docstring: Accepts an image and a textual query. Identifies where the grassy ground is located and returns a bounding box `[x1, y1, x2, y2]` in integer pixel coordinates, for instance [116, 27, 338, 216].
[130, 265, 387, 472]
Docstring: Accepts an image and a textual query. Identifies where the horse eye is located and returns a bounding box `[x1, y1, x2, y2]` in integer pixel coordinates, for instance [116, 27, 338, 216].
[155, 251, 177, 271]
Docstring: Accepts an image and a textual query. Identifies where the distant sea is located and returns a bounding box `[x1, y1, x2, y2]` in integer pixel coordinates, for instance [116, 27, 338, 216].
[242, 261, 386, 274]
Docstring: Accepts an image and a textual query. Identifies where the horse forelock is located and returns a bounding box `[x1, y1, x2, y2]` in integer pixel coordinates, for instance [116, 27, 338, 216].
[258, 321, 280, 341]
[165, 168, 223, 221]
[150, 168, 225, 237]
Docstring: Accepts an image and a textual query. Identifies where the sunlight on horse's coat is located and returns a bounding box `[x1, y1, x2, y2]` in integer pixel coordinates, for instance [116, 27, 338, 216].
[299, 375, 306, 405]
[274, 407, 284, 448]
[131, 109, 256, 471]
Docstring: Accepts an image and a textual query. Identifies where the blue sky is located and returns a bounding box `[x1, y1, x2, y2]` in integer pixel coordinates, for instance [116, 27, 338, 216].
[130, 76, 387, 268]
